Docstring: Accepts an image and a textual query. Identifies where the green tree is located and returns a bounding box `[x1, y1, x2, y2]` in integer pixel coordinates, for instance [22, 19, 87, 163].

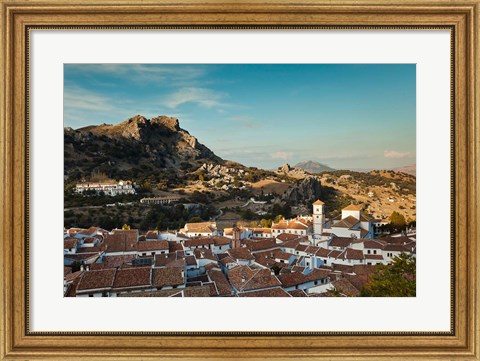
[274, 214, 283, 223]
[389, 211, 407, 231]
[188, 216, 202, 223]
[260, 218, 273, 228]
[361, 253, 416, 297]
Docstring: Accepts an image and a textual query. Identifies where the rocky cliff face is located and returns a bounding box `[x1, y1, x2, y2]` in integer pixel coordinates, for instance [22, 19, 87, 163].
[282, 176, 324, 205]
[64, 115, 223, 181]
[276, 163, 310, 179]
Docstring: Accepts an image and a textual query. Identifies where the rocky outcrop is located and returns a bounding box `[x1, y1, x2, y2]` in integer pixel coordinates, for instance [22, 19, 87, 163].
[276, 163, 309, 179]
[282, 176, 324, 204]
[64, 115, 223, 181]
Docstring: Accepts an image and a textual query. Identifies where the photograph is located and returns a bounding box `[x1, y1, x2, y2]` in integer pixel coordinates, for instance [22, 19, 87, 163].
[63, 64, 417, 298]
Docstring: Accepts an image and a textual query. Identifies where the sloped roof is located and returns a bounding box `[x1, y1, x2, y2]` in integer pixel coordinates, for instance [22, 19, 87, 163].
[227, 247, 255, 261]
[152, 267, 185, 288]
[239, 288, 290, 297]
[136, 240, 169, 252]
[112, 267, 151, 291]
[332, 216, 359, 229]
[313, 200, 325, 205]
[342, 204, 363, 211]
[77, 269, 116, 293]
[184, 222, 217, 233]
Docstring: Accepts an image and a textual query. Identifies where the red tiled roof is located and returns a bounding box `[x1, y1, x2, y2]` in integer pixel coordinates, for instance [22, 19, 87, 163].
[332, 216, 359, 229]
[184, 222, 217, 234]
[329, 237, 354, 248]
[77, 269, 116, 293]
[272, 220, 309, 230]
[229, 267, 281, 292]
[337, 248, 365, 260]
[136, 240, 168, 252]
[278, 268, 330, 288]
[212, 236, 231, 246]
[64, 238, 78, 249]
[184, 237, 214, 248]
[343, 204, 363, 211]
[227, 248, 255, 261]
[64, 266, 72, 276]
[152, 267, 185, 288]
[288, 289, 308, 297]
[242, 238, 278, 253]
[364, 240, 387, 249]
[65, 270, 83, 282]
[112, 267, 151, 291]
[239, 288, 290, 297]
[208, 269, 232, 296]
[102, 255, 136, 268]
[112, 229, 138, 241]
[331, 278, 361, 296]
[193, 249, 217, 261]
[276, 233, 303, 242]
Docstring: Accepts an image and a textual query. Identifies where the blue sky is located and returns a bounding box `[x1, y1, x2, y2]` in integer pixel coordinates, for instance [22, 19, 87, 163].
[64, 64, 416, 170]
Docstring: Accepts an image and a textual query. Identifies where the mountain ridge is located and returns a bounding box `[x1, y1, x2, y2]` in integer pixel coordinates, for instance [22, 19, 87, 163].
[64, 115, 223, 182]
[294, 160, 335, 173]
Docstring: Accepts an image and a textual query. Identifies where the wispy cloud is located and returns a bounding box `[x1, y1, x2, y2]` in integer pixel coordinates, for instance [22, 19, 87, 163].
[64, 85, 116, 112]
[228, 116, 259, 129]
[163, 87, 228, 109]
[65, 64, 207, 84]
[270, 151, 292, 160]
[384, 150, 414, 159]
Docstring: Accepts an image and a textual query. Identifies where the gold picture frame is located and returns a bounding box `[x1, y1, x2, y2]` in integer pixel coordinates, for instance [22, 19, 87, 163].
[1, 0, 479, 359]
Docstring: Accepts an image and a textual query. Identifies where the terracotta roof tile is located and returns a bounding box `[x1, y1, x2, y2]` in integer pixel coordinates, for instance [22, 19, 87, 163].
[208, 269, 233, 296]
[242, 238, 278, 252]
[239, 288, 290, 297]
[184, 222, 217, 234]
[342, 204, 363, 211]
[332, 216, 359, 229]
[227, 248, 255, 261]
[112, 267, 151, 291]
[152, 267, 185, 288]
[77, 269, 116, 293]
[136, 240, 168, 252]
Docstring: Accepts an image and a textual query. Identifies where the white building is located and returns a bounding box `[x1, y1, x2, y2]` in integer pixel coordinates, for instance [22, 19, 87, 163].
[271, 217, 312, 237]
[75, 180, 136, 196]
[312, 199, 325, 235]
[323, 204, 374, 239]
[140, 196, 180, 205]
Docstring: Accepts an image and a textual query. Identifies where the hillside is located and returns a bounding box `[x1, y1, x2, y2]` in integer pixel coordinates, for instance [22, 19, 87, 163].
[64, 115, 223, 185]
[392, 164, 416, 177]
[318, 170, 416, 221]
[64, 114, 416, 230]
[294, 160, 335, 173]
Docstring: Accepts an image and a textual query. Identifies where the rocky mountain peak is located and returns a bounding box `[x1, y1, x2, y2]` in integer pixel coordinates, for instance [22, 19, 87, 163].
[151, 116, 180, 131]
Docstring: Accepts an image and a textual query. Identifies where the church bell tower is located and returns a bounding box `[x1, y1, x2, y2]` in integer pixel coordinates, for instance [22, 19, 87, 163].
[312, 200, 325, 235]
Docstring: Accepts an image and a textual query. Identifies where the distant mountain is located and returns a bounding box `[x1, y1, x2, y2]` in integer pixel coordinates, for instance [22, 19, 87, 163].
[294, 160, 335, 174]
[64, 115, 223, 182]
[392, 164, 416, 177]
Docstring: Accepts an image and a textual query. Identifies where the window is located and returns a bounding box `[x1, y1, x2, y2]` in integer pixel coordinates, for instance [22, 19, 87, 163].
[89, 294, 93, 297]
[373, 250, 377, 254]
[367, 250, 371, 254]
